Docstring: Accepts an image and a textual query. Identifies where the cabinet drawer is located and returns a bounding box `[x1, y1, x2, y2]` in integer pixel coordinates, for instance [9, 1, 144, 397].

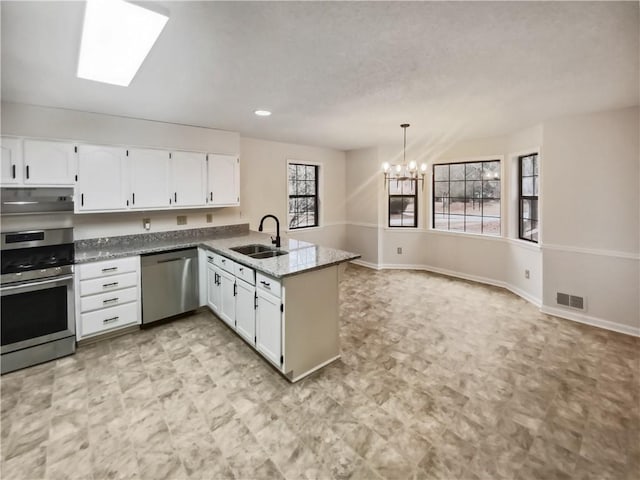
[256, 272, 281, 297]
[80, 286, 138, 313]
[214, 254, 235, 274]
[235, 263, 255, 285]
[80, 272, 138, 296]
[79, 256, 139, 280]
[81, 302, 138, 337]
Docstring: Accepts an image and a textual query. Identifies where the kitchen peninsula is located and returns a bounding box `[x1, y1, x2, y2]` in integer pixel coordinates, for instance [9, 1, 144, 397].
[75, 223, 360, 381]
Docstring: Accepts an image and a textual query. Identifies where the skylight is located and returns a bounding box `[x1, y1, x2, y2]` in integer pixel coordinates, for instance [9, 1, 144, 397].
[77, 0, 169, 87]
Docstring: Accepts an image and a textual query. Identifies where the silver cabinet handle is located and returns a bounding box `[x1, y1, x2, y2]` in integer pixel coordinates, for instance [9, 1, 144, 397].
[102, 282, 119, 288]
[102, 267, 118, 273]
[103, 316, 119, 324]
[0, 275, 73, 292]
[103, 297, 119, 304]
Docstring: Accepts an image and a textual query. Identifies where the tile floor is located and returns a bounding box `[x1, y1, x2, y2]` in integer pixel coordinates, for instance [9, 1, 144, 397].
[1, 264, 638, 480]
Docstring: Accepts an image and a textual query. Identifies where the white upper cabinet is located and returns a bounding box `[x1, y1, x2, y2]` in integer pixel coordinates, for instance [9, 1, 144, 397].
[23, 139, 77, 185]
[208, 153, 239, 206]
[1, 137, 22, 185]
[170, 151, 207, 207]
[76, 145, 128, 212]
[129, 148, 170, 209]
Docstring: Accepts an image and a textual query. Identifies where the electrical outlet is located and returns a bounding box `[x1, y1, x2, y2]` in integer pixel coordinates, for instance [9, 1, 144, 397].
[142, 218, 151, 230]
[525, 269, 530, 279]
[177, 215, 187, 225]
[397, 247, 403, 254]
[206, 213, 212, 223]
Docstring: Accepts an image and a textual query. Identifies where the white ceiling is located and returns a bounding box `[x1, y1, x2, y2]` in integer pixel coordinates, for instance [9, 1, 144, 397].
[1, 1, 638, 151]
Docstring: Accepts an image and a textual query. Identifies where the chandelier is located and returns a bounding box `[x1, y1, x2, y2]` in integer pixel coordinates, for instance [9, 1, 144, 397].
[382, 123, 427, 188]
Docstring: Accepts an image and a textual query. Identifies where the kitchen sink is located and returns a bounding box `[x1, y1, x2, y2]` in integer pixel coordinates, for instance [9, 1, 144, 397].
[250, 250, 288, 259]
[230, 244, 288, 259]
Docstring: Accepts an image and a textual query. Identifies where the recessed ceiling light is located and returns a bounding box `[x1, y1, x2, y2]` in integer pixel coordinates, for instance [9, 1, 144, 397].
[77, 0, 169, 87]
[254, 110, 272, 117]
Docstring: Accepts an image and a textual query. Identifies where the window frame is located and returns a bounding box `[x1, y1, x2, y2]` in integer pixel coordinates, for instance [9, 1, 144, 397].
[387, 178, 418, 228]
[518, 153, 539, 243]
[431, 159, 502, 236]
[287, 161, 320, 230]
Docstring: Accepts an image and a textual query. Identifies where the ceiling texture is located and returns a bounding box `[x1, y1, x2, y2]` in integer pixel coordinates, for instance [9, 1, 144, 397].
[1, 1, 638, 151]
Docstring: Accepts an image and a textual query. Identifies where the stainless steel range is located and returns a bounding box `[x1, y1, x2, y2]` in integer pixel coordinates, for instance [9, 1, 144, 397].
[1, 189, 76, 374]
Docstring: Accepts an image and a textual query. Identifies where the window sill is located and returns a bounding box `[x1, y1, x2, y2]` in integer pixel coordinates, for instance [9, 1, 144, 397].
[427, 228, 506, 242]
[285, 225, 323, 233]
[506, 237, 541, 252]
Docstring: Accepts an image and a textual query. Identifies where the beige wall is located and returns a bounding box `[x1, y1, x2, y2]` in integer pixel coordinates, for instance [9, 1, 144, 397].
[541, 107, 639, 332]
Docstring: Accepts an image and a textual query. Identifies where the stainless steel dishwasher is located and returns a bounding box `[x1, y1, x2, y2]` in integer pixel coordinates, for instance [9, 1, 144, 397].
[141, 248, 199, 324]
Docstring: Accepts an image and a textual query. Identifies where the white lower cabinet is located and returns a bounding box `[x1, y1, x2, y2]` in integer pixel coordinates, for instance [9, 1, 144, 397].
[235, 278, 256, 345]
[218, 267, 236, 328]
[207, 260, 221, 313]
[76, 256, 141, 340]
[256, 279, 282, 368]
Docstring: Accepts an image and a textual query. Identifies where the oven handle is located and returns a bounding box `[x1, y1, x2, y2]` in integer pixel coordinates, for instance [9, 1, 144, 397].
[0, 275, 73, 291]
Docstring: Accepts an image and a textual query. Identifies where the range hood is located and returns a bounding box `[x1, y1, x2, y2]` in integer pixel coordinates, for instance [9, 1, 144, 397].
[1, 188, 74, 215]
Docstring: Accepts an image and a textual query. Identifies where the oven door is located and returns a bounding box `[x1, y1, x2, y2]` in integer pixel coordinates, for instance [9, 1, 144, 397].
[1, 274, 75, 354]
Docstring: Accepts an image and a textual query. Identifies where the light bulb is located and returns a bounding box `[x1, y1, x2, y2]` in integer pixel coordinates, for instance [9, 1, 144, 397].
[408, 161, 417, 171]
[420, 163, 428, 172]
[395, 164, 402, 173]
[382, 162, 390, 172]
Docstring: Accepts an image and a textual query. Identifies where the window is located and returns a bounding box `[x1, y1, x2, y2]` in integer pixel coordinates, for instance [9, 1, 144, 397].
[519, 153, 539, 242]
[388, 179, 418, 227]
[432, 160, 501, 235]
[288, 163, 318, 229]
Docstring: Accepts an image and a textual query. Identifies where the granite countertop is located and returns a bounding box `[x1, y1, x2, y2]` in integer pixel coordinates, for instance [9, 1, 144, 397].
[199, 232, 360, 278]
[75, 225, 360, 278]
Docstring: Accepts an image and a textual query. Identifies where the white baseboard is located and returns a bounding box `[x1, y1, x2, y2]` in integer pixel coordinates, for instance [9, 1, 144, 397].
[350, 259, 381, 270]
[540, 305, 640, 337]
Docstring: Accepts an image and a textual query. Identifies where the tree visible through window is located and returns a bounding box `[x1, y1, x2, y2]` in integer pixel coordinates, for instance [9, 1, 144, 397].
[433, 160, 501, 235]
[388, 179, 418, 227]
[519, 153, 539, 242]
[288, 163, 318, 229]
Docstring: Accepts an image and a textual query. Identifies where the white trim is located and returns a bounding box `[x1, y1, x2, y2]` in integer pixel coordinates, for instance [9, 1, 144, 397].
[426, 228, 506, 242]
[506, 237, 542, 252]
[540, 305, 639, 337]
[346, 222, 379, 229]
[432, 154, 505, 165]
[289, 354, 341, 383]
[349, 259, 380, 270]
[541, 243, 639, 261]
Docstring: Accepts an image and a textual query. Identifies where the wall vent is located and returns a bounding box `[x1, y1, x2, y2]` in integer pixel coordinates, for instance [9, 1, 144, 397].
[556, 292, 585, 310]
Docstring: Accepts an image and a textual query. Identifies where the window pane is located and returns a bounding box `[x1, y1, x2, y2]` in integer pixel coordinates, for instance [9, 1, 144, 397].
[434, 165, 449, 181]
[465, 163, 482, 180]
[533, 177, 539, 196]
[434, 182, 449, 198]
[522, 177, 534, 196]
[434, 196, 448, 215]
[450, 164, 465, 181]
[466, 198, 481, 216]
[522, 156, 533, 176]
[307, 166, 316, 182]
[483, 217, 500, 235]
[449, 214, 465, 231]
[522, 199, 531, 219]
[483, 199, 500, 217]
[531, 221, 539, 242]
[533, 156, 539, 175]
[288, 164, 319, 229]
[483, 181, 500, 199]
[465, 180, 482, 199]
[434, 215, 448, 230]
[402, 197, 416, 226]
[466, 215, 482, 234]
[450, 199, 465, 215]
[389, 213, 403, 227]
[450, 181, 464, 198]
[483, 161, 500, 180]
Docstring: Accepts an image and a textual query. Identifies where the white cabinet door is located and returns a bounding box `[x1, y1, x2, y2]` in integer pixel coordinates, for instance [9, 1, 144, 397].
[129, 148, 170, 209]
[256, 288, 282, 367]
[207, 262, 221, 314]
[218, 268, 236, 328]
[23, 139, 76, 185]
[1, 137, 22, 185]
[171, 151, 207, 207]
[77, 145, 128, 212]
[236, 278, 256, 345]
[207, 153, 239, 206]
